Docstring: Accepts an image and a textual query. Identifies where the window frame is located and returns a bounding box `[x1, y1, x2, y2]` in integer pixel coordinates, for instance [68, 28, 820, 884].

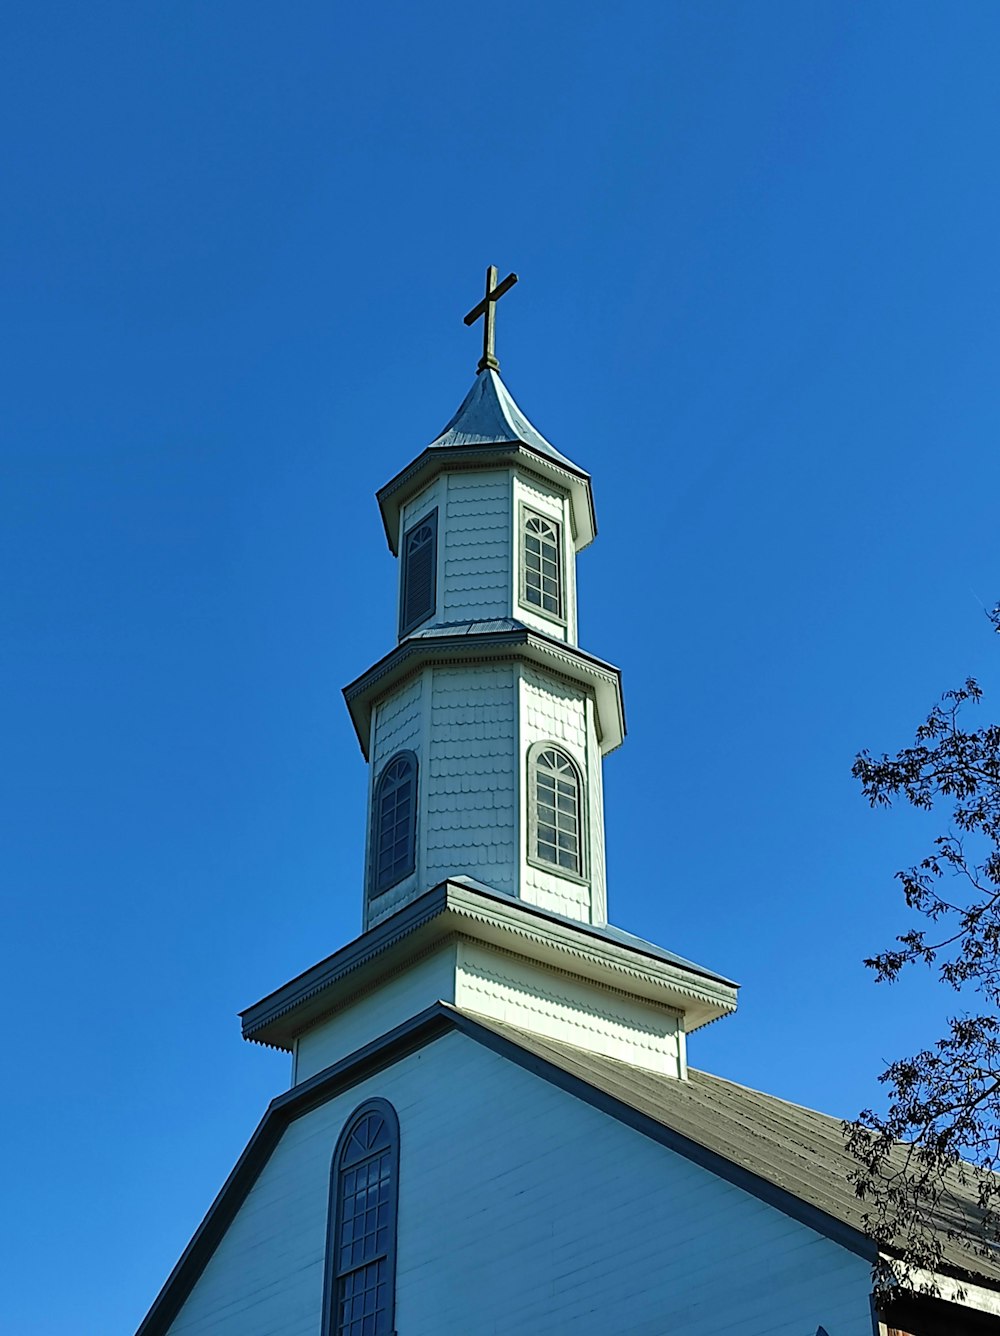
[399, 507, 438, 638]
[321, 1097, 401, 1336]
[518, 502, 566, 628]
[370, 750, 418, 897]
[526, 741, 589, 884]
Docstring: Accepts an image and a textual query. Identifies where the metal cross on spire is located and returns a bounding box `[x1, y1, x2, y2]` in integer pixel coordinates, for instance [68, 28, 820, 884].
[463, 265, 518, 374]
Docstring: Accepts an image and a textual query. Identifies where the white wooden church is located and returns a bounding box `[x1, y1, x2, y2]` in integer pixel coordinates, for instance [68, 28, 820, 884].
[137, 272, 999, 1336]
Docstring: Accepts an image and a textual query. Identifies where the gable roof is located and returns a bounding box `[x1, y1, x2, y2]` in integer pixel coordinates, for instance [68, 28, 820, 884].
[135, 1004, 997, 1336]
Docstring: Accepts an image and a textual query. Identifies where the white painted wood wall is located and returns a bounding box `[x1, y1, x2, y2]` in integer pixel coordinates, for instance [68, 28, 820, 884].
[292, 940, 685, 1084]
[166, 1033, 876, 1336]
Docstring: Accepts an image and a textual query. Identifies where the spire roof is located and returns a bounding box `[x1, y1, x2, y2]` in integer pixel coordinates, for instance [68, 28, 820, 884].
[376, 368, 597, 554]
[428, 368, 584, 474]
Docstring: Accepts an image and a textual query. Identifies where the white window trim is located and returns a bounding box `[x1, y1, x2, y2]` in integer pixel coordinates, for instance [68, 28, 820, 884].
[526, 740, 589, 885]
[518, 501, 567, 629]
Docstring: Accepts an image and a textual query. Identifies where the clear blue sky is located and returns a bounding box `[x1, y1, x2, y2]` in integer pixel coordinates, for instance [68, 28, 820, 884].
[3, 3, 999, 1331]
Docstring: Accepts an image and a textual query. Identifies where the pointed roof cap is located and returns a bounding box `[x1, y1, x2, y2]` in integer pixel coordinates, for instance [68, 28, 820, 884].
[377, 369, 597, 554]
[428, 368, 582, 472]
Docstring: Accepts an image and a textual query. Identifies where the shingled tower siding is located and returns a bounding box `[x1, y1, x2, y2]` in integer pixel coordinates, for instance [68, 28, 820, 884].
[356, 369, 620, 930]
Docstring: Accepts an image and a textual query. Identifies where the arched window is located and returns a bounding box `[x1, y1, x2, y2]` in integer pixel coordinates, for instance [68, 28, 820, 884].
[530, 744, 585, 877]
[400, 509, 437, 636]
[522, 508, 562, 619]
[323, 1099, 400, 1336]
[371, 751, 417, 895]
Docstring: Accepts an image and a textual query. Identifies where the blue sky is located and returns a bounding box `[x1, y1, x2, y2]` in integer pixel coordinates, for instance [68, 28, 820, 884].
[3, 3, 999, 1331]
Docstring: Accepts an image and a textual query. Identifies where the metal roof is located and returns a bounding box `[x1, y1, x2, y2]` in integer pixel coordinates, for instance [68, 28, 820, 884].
[428, 367, 585, 474]
[376, 370, 597, 554]
[407, 617, 525, 638]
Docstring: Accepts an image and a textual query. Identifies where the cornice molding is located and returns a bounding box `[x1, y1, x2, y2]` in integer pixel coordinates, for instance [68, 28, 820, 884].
[240, 880, 737, 1051]
[375, 443, 596, 555]
[342, 626, 625, 759]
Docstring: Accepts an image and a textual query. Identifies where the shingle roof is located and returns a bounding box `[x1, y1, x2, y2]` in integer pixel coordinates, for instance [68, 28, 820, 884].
[464, 1010, 1000, 1287]
[428, 368, 586, 475]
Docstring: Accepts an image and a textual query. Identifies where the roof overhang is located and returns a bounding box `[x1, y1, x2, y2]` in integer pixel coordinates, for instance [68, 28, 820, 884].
[343, 625, 625, 759]
[376, 443, 597, 555]
[240, 879, 739, 1051]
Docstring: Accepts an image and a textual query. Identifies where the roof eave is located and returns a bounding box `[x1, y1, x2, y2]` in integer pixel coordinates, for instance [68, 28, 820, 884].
[240, 879, 736, 1051]
[342, 628, 625, 760]
[376, 443, 597, 555]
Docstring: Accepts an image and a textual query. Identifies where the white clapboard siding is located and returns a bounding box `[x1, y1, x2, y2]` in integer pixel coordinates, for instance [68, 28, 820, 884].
[293, 945, 459, 1083]
[167, 1033, 875, 1336]
[441, 471, 511, 622]
[424, 664, 518, 894]
[455, 942, 683, 1076]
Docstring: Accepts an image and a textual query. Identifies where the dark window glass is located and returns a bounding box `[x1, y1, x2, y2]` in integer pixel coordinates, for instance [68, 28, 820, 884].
[325, 1101, 400, 1336]
[534, 747, 581, 874]
[400, 510, 437, 635]
[373, 753, 416, 894]
[523, 512, 562, 618]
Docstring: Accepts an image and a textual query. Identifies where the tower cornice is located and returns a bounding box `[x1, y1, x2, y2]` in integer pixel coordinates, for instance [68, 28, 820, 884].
[376, 441, 597, 555]
[343, 621, 625, 760]
[239, 879, 738, 1053]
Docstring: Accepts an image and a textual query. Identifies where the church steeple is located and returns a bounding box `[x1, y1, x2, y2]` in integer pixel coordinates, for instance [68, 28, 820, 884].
[344, 271, 622, 932]
[241, 272, 737, 1086]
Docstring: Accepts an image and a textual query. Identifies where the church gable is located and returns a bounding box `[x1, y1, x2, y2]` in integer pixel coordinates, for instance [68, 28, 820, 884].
[145, 1015, 878, 1336]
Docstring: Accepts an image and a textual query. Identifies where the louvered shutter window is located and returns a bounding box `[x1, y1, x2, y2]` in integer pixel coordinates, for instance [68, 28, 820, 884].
[400, 510, 437, 635]
[372, 752, 417, 893]
[324, 1100, 400, 1336]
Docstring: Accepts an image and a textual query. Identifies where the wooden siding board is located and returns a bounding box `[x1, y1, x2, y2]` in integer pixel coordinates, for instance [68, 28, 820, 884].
[441, 471, 511, 623]
[424, 665, 518, 894]
[293, 945, 460, 1083]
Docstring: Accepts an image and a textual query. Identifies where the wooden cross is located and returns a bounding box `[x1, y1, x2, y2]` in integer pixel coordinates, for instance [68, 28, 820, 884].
[464, 265, 518, 373]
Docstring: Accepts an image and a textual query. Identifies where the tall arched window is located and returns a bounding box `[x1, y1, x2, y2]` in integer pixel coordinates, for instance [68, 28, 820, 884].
[371, 751, 417, 895]
[323, 1099, 400, 1336]
[522, 508, 563, 619]
[529, 744, 585, 878]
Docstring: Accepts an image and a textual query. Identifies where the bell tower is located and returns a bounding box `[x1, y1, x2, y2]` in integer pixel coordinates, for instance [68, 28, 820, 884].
[343, 268, 625, 931]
